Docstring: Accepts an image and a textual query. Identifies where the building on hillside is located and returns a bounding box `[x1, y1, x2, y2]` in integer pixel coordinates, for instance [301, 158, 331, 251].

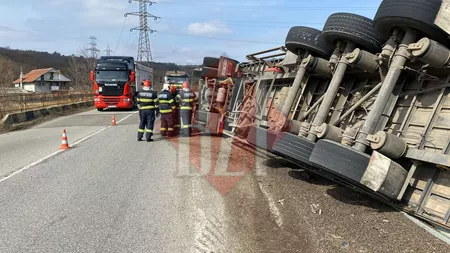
[12, 68, 71, 93]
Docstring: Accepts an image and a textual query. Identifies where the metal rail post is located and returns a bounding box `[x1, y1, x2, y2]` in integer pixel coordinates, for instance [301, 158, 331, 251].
[307, 41, 355, 141]
[353, 29, 417, 152]
[274, 51, 309, 134]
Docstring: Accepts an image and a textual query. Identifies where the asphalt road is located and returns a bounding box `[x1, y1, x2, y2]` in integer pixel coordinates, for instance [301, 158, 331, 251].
[0, 109, 449, 252]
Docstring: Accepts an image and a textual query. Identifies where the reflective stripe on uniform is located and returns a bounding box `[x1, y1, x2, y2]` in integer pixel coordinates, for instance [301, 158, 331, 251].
[140, 105, 158, 110]
[181, 106, 192, 110]
[182, 98, 195, 103]
[160, 128, 167, 131]
[138, 129, 145, 133]
[145, 129, 153, 133]
[159, 99, 174, 104]
[160, 109, 173, 113]
[182, 125, 190, 129]
[168, 128, 174, 131]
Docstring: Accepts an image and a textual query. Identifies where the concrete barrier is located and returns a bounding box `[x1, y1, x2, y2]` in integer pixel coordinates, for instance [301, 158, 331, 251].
[1, 101, 94, 127]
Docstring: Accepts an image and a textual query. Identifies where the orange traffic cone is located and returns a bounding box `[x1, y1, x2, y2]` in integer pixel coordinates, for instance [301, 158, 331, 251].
[60, 129, 70, 150]
[112, 115, 117, 126]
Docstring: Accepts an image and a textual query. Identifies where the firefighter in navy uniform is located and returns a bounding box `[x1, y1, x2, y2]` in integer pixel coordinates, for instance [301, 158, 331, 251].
[136, 80, 160, 142]
[175, 82, 198, 137]
[158, 83, 176, 137]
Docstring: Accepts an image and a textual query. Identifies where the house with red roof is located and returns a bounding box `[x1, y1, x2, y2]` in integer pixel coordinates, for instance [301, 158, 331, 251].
[13, 68, 71, 93]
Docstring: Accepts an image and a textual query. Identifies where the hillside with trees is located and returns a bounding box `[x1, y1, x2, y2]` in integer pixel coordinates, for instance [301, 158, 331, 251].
[0, 47, 201, 91]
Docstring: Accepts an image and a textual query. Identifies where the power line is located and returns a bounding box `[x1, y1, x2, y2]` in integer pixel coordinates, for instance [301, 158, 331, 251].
[159, 16, 326, 25]
[125, 0, 161, 63]
[115, 16, 130, 53]
[156, 31, 280, 45]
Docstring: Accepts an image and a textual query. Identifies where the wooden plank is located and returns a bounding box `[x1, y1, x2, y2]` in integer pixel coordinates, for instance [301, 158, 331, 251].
[424, 194, 450, 219]
[404, 187, 423, 207]
[435, 0, 450, 35]
[410, 165, 437, 191]
[409, 108, 433, 126]
[425, 128, 450, 151]
[432, 171, 450, 198]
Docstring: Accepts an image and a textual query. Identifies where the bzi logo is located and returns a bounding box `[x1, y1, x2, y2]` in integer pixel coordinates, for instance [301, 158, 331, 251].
[104, 83, 118, 86]
[168, 133, 258, 196]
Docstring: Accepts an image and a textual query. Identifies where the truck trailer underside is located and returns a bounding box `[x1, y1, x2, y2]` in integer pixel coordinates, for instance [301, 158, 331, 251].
[197, 0, 450, 235]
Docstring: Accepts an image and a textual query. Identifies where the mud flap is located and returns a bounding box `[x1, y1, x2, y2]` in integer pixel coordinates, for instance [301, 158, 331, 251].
[309, 139, 391, 203]
[361, 151, 408, 200]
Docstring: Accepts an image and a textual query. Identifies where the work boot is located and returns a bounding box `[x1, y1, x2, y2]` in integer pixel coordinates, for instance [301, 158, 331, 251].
[146, 138, 153, 142]
[137, 138, 142, 142]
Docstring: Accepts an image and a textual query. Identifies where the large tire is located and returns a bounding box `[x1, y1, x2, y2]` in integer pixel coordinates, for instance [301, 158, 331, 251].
[374, 0, 448, 44]
[322, 13, 383, 53]
[285, 26, 334, 58]
[203, 56, 239, 68]
[201, 67, 218, 78]
[309, 139, 371, 184]
[246, 126, 278, 151]
[272, 133, 315, 165]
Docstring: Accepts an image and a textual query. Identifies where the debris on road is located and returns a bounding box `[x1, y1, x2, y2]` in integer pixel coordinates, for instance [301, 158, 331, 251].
[310, 204, 322, 215]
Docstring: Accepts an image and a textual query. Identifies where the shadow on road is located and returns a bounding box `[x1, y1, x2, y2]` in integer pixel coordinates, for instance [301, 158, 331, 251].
[262, 158, 296, 170]
[287, 170, 336, 186]
[326, 185, 395, 213]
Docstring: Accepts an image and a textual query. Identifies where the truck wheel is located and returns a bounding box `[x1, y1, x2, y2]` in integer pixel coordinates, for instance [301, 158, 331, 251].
[285, 26, 334, 58]
[374, 0, 448, 44]
[246, 126, 278, 151]
[97, 108, 103, 112]
[309, 139, 370, 184]
[201, 67, 218, 78]
[272, 133, 315, 165]
[322, 13, 383, 53]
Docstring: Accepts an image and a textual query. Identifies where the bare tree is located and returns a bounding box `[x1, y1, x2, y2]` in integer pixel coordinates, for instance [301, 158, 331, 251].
[0, 57, 20, 89]
[68, 47, 96, 91]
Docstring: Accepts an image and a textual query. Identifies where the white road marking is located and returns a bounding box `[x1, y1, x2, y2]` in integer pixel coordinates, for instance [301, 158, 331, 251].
[0, 112, 138, 183]
[258, 182, 283, 227]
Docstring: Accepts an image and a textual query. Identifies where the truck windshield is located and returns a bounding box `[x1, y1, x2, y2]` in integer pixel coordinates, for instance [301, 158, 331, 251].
[166, 76, 188, 83]
[95, 71, 129, 82]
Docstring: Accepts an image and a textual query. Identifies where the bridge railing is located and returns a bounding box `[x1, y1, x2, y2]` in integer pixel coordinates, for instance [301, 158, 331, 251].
[0, 91, 93, 119]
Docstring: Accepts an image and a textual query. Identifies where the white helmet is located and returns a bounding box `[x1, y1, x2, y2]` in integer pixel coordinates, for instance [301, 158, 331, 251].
[163, 83, 170, 91]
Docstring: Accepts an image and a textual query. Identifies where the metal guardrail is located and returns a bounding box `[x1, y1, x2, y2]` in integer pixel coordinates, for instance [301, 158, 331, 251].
[0, 91, 93, 118]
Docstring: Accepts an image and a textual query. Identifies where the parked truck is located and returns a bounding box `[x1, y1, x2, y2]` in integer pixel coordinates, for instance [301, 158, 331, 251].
[90, 56, 153, 111]
[164, 70, 190, 90]
[220, 0, 450, 235]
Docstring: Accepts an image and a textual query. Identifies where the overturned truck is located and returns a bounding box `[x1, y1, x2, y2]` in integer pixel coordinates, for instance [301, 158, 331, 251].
[194, 56, 243, 135]
[223, 0, 450, 233]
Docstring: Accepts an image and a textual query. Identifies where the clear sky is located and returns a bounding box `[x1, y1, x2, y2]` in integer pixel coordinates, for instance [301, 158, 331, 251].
[0, 0, 382, 64]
